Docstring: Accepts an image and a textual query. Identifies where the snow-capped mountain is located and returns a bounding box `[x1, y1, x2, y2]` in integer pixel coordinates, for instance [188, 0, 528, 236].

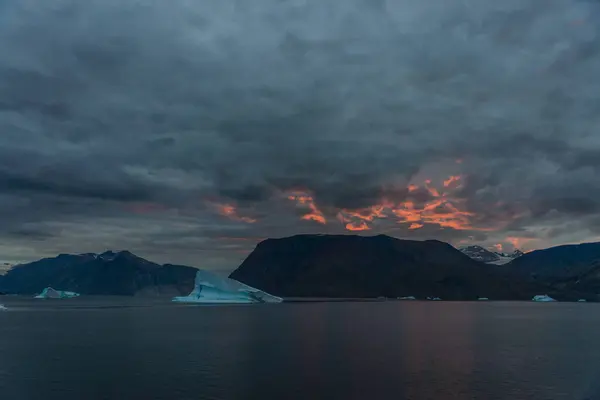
[459, 246, 523, 265]
[0, 262, 14, 275]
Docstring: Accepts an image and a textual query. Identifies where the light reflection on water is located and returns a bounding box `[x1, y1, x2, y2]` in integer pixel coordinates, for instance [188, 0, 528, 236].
[0, 298, 599, 400]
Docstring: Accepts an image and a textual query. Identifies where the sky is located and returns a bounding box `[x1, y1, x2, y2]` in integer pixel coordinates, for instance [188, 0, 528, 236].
[1, 0, 600, 271]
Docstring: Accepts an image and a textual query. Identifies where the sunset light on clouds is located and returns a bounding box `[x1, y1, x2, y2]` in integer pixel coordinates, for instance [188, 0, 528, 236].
[209, 175, 545, 254]
[1, 0, 600, 269]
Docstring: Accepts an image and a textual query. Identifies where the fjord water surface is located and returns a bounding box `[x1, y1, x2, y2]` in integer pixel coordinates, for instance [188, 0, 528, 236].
[0, 298, 599, 400]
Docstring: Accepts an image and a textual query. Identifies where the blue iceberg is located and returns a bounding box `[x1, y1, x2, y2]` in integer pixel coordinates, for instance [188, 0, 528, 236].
[172, 270, 282, 304]
[34, 287, 80, 299]
[532, 294, 556, 302]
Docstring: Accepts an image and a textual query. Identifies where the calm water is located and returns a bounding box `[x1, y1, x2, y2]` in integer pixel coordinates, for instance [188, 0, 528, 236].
[1, 298, 600, 400]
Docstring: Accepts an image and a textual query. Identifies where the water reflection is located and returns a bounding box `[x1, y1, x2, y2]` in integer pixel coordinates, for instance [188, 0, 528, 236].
[2, 300, 600, 399]
[398, 303, 475, 399]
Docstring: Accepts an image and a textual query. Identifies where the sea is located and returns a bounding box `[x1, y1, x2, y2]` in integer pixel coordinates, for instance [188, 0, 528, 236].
[1, 297, 600, 400]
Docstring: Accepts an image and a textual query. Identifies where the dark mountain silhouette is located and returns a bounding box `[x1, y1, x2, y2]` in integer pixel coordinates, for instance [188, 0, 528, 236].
[229, 234, 551, 300]
[506, 242, 600, 297]
[0, 251, 197, 296]
[507, 242, 600, 279]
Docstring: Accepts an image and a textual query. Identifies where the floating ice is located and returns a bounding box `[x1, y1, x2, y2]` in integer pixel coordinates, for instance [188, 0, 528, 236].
[478, 297, 490, 301]
[427, 296, 442, 301]
[173, 270, 282, 304]
[0, 304, 7, 311]
[398, 296, 416, 300]
[578, 299, 587, 302]
[34, 287, 80, 299]
[532, 294, 556, 302]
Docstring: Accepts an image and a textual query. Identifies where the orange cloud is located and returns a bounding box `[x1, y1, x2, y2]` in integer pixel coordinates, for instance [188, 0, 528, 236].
[391, 197, 485, 231]
[336, 200, 397, 231]
[288, 194, 313, 204]
[288, 191, 327, 224]
[427, 187, 441, 197]
[342, 204, 389, 222]
[424, 179, 441, 197]
[302, 209, 326, 224]
[443, 175, 461, 187]
[493, 243, 503, 252]
[213, 203, 256, 223]
[506, 236, 537, 251]
[345, 220, 370, 231]
[286, 177, 495, 233]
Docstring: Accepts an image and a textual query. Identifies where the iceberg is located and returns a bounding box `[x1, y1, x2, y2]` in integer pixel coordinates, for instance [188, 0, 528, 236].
[532, 294, 556, 302]
[172, 270, 282, 304]
[578, 299, 587, 302]
[34, 287, 80, 299]
[398, 296, 416, 300]
[478, 297, 490, 301]
[0, 304, 7, 311]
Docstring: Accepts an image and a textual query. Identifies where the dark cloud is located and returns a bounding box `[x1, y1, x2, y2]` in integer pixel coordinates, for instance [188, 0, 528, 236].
[1, 0, 600, 266]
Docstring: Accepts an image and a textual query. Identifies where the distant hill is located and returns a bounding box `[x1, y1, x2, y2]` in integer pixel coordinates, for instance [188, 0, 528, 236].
[460, 245, 523, 265]
[0, 251, 197, 296]
[506, 242, 600, 295]
[229, 234, 547, 300]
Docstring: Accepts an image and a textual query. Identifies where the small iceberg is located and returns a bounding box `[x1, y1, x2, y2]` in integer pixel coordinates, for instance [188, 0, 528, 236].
[578, 299, 587, 302]
[0, 304, 7, 311]
[532, 294, 556, 302]
[478, 297, 490, 301]
[427, 297, 442, 301]
[173, 270, 282, 304]
[34, 287, 80, 299]
[398, 296, 416, 300]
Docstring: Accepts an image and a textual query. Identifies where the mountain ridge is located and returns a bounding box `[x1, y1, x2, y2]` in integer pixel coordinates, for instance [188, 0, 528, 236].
[0, 250, 197, 296]
[3, 237, 600, 300]
[459, 245, 523, 265]
[229, 234, 548, 300]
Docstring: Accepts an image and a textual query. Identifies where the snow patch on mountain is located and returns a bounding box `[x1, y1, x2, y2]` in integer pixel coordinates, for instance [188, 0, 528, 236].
[460, 245, 523, 265]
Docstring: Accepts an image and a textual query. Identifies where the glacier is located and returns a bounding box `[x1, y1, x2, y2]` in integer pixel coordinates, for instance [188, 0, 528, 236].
[34, 287, 80, 299]
[172, 270, 282, 304]
[532, 294, 556, 302]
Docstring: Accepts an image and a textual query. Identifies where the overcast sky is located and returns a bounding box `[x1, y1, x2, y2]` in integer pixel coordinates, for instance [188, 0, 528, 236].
[1, 0, 600, 271]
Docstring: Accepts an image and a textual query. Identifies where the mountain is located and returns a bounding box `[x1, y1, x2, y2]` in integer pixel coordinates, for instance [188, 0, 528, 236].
[502, 242, 600, 299]
[459, 246, 523, 265]
[0, 262, 13, 274]
[0, 251, 197, 296]
[507, 242, 600, 280]
[460, 245, 501, 263]
[229, 234, 547, 300]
